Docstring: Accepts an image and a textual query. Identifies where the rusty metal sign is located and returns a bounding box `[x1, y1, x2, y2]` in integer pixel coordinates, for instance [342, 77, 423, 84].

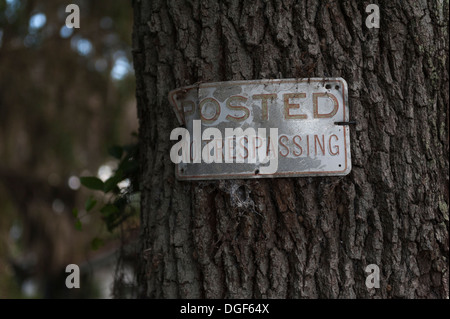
[168, 78, 351, 180]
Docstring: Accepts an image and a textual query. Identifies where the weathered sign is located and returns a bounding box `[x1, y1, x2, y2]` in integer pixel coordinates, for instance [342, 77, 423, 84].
[169, 78, 351, 180]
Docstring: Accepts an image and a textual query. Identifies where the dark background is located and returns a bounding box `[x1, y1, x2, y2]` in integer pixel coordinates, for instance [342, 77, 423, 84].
[0, 0, 138, 298]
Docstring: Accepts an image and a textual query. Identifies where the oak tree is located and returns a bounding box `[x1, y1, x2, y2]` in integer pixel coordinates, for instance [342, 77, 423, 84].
[132, 0, 449, 298]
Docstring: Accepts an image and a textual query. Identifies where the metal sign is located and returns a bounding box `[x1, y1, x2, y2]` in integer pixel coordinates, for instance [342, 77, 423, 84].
[169, 78, 351, 180]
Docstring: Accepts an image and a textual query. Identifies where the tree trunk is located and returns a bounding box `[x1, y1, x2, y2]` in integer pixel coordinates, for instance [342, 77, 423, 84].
[132, 0, 449, 298]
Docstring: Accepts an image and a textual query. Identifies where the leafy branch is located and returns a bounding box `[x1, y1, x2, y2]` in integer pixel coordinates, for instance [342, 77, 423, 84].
[73, 141, 140, 250]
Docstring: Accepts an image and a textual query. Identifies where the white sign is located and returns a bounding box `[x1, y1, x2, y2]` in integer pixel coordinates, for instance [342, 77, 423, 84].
[169, 78, 351, 180]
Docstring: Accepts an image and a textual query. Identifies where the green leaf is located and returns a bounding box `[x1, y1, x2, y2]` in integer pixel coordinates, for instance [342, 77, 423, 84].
[108, 145, 123, 160]
[100, 204, 120, 216]
[103, 170, 124, 193]
[80, 176, 104, 191]
[72, 208, 78, 218]
[75, 218, 82, 231]
[103, 177, 117, 193]
[85, 196, 97, 212]
[119, 160, 138, 174]
[91, 237, 104, 251]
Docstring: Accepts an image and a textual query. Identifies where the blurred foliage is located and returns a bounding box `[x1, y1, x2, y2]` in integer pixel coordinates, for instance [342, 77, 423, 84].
[0, 0, 138, 298]
[78, 141, 139, 234]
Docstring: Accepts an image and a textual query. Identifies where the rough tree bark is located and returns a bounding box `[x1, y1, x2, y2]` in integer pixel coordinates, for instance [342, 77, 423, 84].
[132, 0, 449, 298]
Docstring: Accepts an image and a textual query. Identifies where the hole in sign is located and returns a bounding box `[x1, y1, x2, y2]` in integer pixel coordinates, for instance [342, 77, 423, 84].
[325, 84, 331, 90]
[335, 85, 340, 90]
[255, 169, 260, 175]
